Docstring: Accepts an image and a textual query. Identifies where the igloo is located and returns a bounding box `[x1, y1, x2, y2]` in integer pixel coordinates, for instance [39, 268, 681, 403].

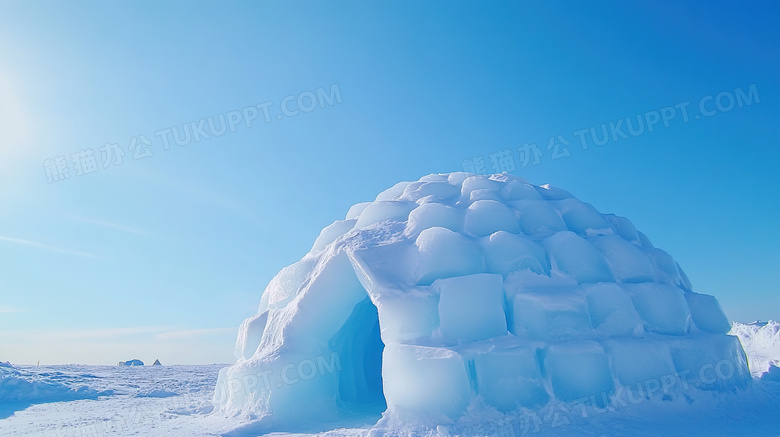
[214, 173, 749, 430]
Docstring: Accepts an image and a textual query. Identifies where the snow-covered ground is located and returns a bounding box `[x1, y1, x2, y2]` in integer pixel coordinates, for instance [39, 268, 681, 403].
[1, 320, 780, 437]
[0, 363, 236, 437]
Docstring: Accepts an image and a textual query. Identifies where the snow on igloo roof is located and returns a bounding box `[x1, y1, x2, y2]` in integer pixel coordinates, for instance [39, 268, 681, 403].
[259, 171, 695, 317]
[221, 172, 745, 424]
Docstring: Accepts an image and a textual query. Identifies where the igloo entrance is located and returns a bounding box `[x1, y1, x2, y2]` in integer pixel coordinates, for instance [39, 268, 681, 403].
[328, 295, 387, 413]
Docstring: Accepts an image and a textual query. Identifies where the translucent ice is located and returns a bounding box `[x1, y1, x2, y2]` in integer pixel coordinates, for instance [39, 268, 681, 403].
[474, 347, 548, 410]
[463, 200, 520, 237]
[376, 289, 440, 343]
[413, 227, 485, 285]
[346, 202, 371, 220]
[591, 234, 655, 283]
[257, 258, 316, 312]
[234, 311, 269, 360]
[513, 199, 566, 236]
[480, 231, 549, 276]
[312, 219, 356, 252]
[604, 338, 677, 386]
[461, 175, 502, 198]
[511, 287, 593, 341]
[545, 231, 614, 283]
[382, 343, 471, 417]
[668, 335, 750, 389]
[401, 181, 461, 202]
[623, 283, 691, 335]
[555, 198, 611, 236]
[502, 179, 542, 201]
[604, 214, 640, 243]
[544, 341, 614, 402]
[584, 283, 643, 336]
[433, 273, 507, 342]
[375, 181, 411, 201]
[685, 292, 731, 334]
[355, 201, 416, 229]
[406, 203, 463, 235]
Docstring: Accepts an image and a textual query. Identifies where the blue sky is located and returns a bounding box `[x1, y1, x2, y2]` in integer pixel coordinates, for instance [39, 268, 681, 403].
[0, 1, 778, 364]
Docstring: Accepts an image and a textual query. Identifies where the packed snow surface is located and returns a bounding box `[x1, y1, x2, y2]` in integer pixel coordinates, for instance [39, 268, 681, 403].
[0, 363, 233, 436]
[1, 361, 779, 436]
[213, 172, 768, 435]
[0, 362, 106, 405]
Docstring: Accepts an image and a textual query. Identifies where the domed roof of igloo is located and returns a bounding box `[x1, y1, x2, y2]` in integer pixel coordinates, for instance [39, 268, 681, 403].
[214, 172, 748, 430]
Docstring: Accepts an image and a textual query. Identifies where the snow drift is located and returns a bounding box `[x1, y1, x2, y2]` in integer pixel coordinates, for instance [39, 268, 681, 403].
[0, 362, 104, 405]
[730, 320, 780, 378]
[214, 173, 750, 430]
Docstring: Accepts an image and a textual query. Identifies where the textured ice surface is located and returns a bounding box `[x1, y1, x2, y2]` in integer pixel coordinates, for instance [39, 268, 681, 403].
[463, 200, 520, 237]
[215, 172, 750, 429]
[544, 341, 614, 403]
[414, 227, 484, 286]
[668, 334, 750, 390]
[623, 282, 692, 335]
[545, 231, 614, 283]
[406, 202, 462, 235]
[591, 234, 655, 282]
[382, 343, 470, 417]
[686, 292, 731, 334]
[480, 230, 548, 276]
[473, 346, 548, 411]
[584, 282, 643, 336]
[510, 285, 593, 341]
[433, 273, 507, 343]
[604, 338, 677, 386]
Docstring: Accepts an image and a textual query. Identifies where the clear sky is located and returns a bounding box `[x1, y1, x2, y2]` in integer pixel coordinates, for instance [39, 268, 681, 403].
[1, 1, 778, 365]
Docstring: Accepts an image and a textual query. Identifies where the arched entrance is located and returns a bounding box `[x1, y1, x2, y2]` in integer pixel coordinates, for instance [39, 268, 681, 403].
[328, 295, 387, 415]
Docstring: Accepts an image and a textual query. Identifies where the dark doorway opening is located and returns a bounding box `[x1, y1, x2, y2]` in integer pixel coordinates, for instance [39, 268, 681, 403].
[328, 295, 387, 415]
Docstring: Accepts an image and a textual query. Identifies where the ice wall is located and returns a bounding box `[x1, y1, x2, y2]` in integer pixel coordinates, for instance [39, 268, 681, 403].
[214, 173, 749, 428]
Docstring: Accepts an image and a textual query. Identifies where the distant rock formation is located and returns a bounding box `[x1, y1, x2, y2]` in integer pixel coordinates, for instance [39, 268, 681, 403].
[152, 359, 162, 366]
[118, 359, 144, 366]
